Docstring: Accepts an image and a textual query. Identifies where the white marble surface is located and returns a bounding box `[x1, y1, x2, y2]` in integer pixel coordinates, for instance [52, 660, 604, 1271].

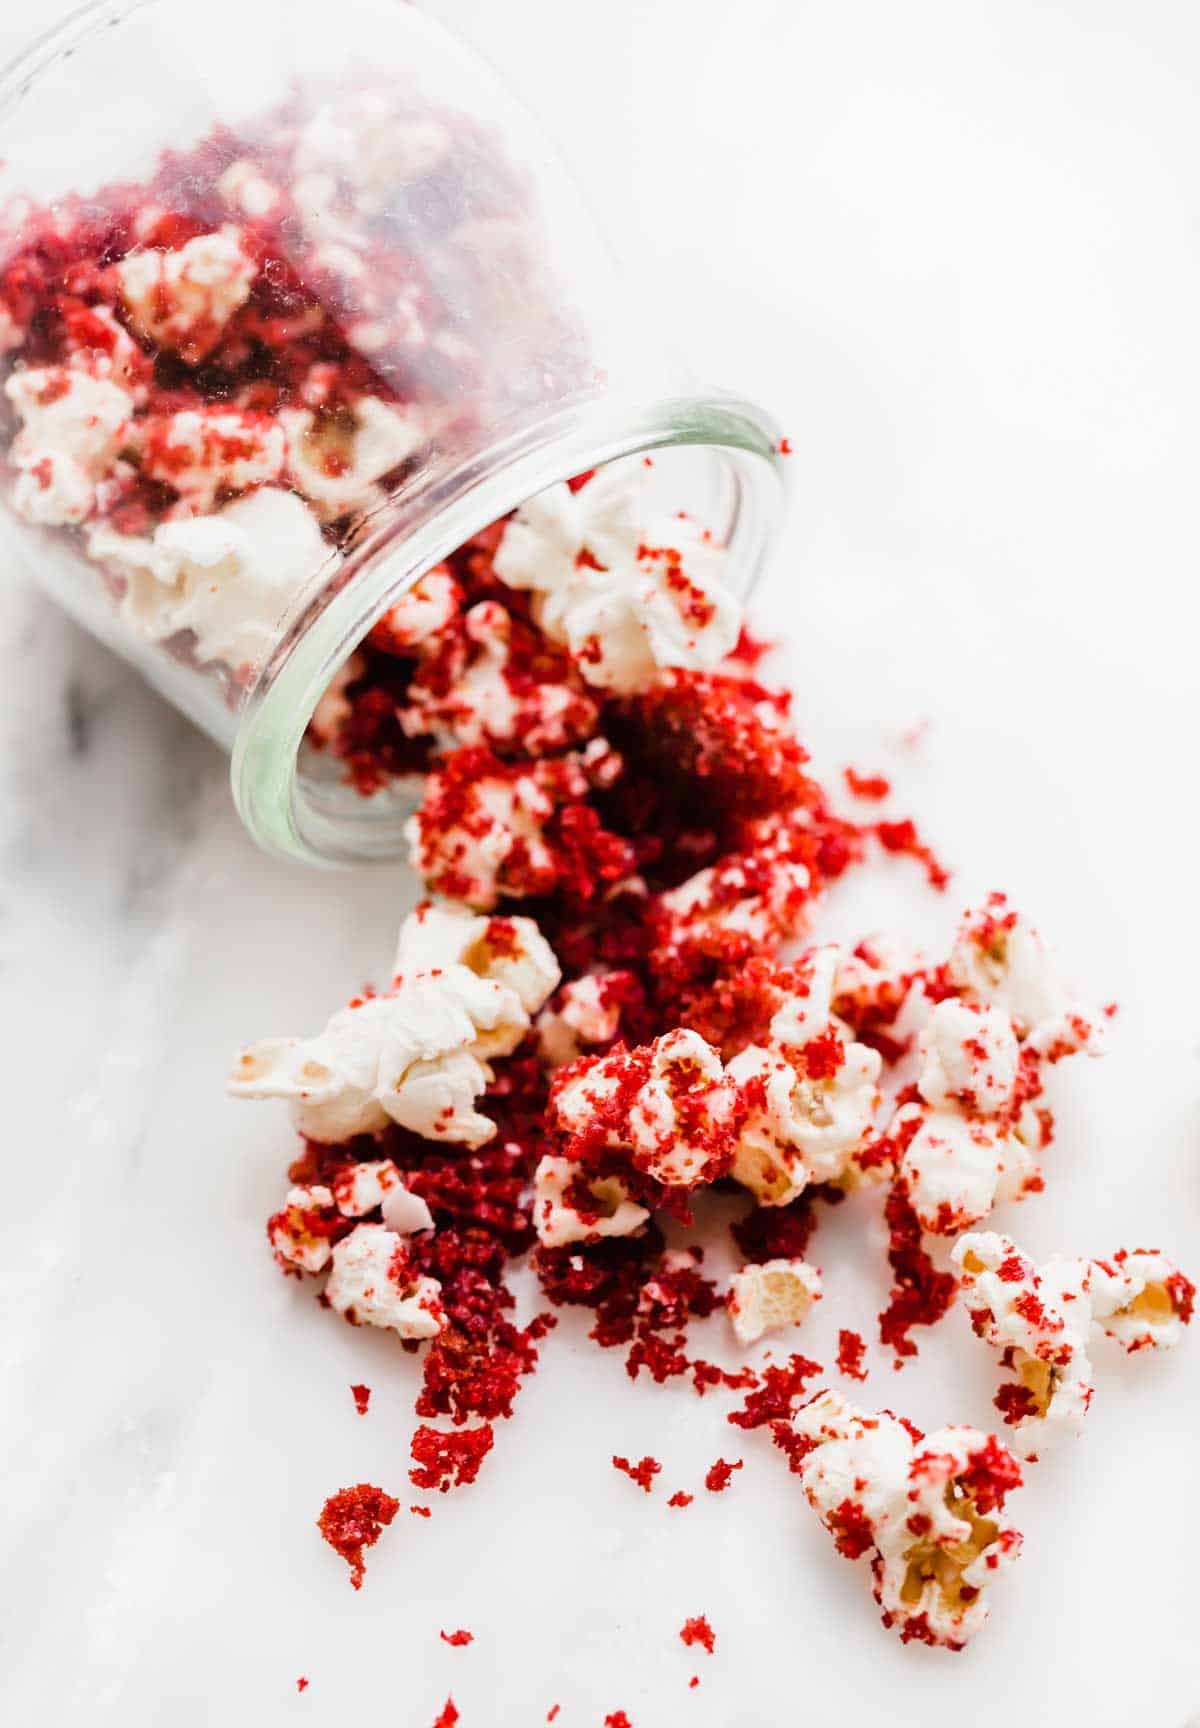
[3, 2, 1199, 1725]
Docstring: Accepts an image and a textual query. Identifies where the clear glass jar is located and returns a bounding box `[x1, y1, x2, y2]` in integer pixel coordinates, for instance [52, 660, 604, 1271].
[0, 0, 786, 864]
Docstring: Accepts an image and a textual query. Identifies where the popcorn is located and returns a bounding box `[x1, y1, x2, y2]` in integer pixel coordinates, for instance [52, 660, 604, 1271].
[493, 462, 742, 694]
[267, 1184, 339, 1273]
[324, 1223, 444, 1338]
[5, 365, 133, 525]
[727, 1257, 822, 1346]
[371, 566, 462, 652]
[537, 972, 631, 1068]
[888, 1101, 1036, 1237]
[231, 906, 558, 1145]
[953, 1232, 1195, 1455]
[283, 396, 427, 520]
[790, 1390, 1023, 1649]
[217, 159, 280, 219]
[400, 599, 599, 754]
[651, 819, 814, 974]
[553, 1027, 734, 1187]
[725, 949, 882, 1204]
[532, 1154, 649, 1249]
[115, 225, 257, 363]
[947, 894, 1107, 1059]
[136, 407, 286, 511]
[89, 486, 334, 668]
[917, 1001, 1019, 1114]
[392, 901, 561, 1023]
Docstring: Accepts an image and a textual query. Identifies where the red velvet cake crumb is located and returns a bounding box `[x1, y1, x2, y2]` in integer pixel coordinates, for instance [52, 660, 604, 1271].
[679, 1614, 716, 1655]
[844, 766, 891, 800]
[316, 1483, 400, 1590]
[410, 1423, 495, 1492]
[296, 1677, 309, 1693]
[878, 1186, 957, 1360]
[668, 1490, 694, 1508]
[728, 1354, 822, 1429]
[440, 1629, 474, 1648]
[605, 1713, 633, 1727]
[350, 1383, 371, 1415]
[836, 1329, 868, 1381]
[704, 1458, 743, 1493]
[613, 1453, 661, 1493]
[432, 1700, 459, 1728]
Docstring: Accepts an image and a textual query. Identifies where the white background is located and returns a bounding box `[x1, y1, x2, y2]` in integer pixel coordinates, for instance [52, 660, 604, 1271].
[2, 2, 1198, 1725]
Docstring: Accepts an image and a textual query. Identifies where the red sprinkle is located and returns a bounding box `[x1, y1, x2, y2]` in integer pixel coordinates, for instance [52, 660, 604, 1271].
[440, 1629, 474, 1648]
[613, 1453, 661, 1493]
[679, 1614, 716, 1655]
[704, 1458, 743, 1493]
[316, 1484, 400, 1590]
[350, 1383, 371, 1416]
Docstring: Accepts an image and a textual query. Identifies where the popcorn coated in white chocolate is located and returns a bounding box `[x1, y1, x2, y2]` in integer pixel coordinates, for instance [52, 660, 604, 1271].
[727, 1257, 822, 1346]
[952, 1231, 1194, 1456]
[115, 225, 256, 362]
[392, 901, 561, 1022]
[946, 894, 1107, 1060]
[373, 565, 462, 651]
[889, 1101, 1036, 1236]
[324, 1223, 444, 1339]
[283, 395, 427, 520]
[532, 1154, 649, 1249]
[268, 1184, 338, 1273]
[652, 825, 813, 971]
[5, 366, 133, 525]
[537, 972, 629, 1068]
[917, 1001, 1019, 1115]
[790, 1389, 1023, 1650]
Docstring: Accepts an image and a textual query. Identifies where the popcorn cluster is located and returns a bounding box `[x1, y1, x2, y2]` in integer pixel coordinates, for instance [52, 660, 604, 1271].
[228, 440, 1192, 1647]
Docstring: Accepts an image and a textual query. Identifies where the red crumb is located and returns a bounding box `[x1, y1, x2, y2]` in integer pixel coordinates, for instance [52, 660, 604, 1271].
[878, 1186, 957, 1360]
[827, 1497, 875, 1559]
[432, 1700, 459, 1728]
[440, 1629, 474, 1648]
[668, 1490, 694, 1508]
[296, 1677, 309, 1693]
[873, 817, 950, 891]
[546, 1708, 561, 1723]
[410, 1424, 495, 1492]
[689, 1676, 700, 1689]
[316, 1484, 400, 1590]
[605, 1714, 633, 1727]
[704, 1458, 743, 1493]
[844, 766, 891, 800]
[836, 1329, 868, 1381]
[778, 437, 793, 455]
[729, 1354, 822, 1429]
[613, 1453, 662, 1493]
[679, 1615, 716, 1655]
[350, 1383, 371, 1416]
[410, 1505, 432, 1518]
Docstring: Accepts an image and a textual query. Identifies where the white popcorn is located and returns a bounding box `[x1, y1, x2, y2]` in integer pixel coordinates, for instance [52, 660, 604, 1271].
[232, 906, 558, 1146]
[392, 901, 561, 1024]
[5, 365, 133, 525]
[917, 1000, 1019, 1115]
[380, 1183, 435, 1237]
[268, 1184, 337, 1273]
[947, 894, 1107, 1059]
[324, 1223, 444, 1339]
[954, 1232, 1194, 1455]
[329, 1156, 434, 1236]
[553, 1027, 733, 1187]
[537, 973, 628, 1068]
[283, 395, 427, 520]
[217, 158, 280, 219]
[90, 487, 334, 668]
[532, 1154, 649, 1249]
[373, 565, 461, 650]
[891, 1101, 1036, 1236]
[136, 407, 286, 510]
[493, 461, 742, 694]
[653, 833, 812, 968]
[115, 225, 256, 361]
[727, 1257, 822, 1346]
[725, 949, 882, 1205]
[791, 1390, 1023, 1650]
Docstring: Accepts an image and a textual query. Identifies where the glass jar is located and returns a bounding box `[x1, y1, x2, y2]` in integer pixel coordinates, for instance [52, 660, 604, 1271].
[0, 0, 786, 864]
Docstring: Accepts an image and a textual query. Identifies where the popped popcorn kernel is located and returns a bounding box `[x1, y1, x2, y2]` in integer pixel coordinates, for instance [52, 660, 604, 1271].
[727, 1257, 822, 1346]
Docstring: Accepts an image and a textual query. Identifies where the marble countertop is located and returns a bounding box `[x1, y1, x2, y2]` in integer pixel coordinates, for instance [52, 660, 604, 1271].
[3, 2, 1198, 1725]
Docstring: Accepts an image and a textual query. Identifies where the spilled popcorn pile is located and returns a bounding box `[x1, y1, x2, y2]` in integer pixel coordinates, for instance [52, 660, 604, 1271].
[229, 458, 1194, 1653]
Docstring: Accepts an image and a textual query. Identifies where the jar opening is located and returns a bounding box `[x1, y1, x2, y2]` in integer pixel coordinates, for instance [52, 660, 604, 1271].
[232, 391, 788, 866]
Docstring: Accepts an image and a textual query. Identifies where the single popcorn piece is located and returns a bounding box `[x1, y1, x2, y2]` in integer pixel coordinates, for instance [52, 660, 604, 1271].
[90, 486, 334, 669]
[790, 1390, 1023, 1650]
[230, 905, 559, 1145]
[532, 1154, 650, 1249]
[651, 818, 815, 975]
[217, 158, 280, 219]
[136, 407, 286, 511]
[727, 1257, 823, 1346]
[115, 224, 257, 363]
[537, 971, 633, 1068]
[268, 1184, 340, 1273]
[324, 1223, 444, 1339]
[371, 565, 462, 653]
[946, 894, 1107, 1060]
[553, 1027, 735, 1187]
[5, 365, 133, 525]
[917, 1000, 1019, 1114]
[392, 902, 561, 1022]
[888, 1101, 1036, 1237]
[493, 461, 742, 694]
[726, 948, 882, 1204]
[283, 395, 427, 520]
[953, 1232, 1195, 1455]
[400, 599, 599, 754]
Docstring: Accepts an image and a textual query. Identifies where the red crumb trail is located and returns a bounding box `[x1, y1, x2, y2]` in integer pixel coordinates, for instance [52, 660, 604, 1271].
[704, 1458, 743, 1493]
[613, 1453, 661, 1492]
[680, 1614, 716, 1655]
[316, 1484, 399, 1590]
[350, 1383, 371, 1415]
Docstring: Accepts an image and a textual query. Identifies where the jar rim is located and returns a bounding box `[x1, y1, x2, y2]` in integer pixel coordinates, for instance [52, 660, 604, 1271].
[231, 388, 789, 867]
